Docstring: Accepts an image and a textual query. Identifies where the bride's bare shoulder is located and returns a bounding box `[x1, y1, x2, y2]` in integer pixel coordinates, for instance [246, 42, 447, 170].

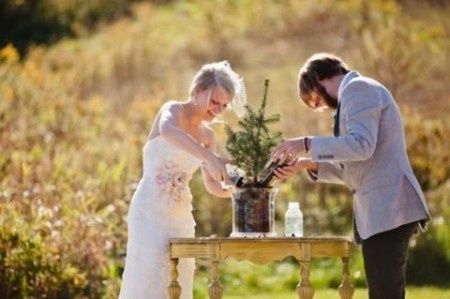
[159, 100, 188, 124]
[161, 100, 183, 114]
[148, 101, 184, 139]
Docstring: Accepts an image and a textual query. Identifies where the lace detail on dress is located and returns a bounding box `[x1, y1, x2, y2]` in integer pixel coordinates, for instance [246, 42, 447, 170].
[156, 161, 189, 205]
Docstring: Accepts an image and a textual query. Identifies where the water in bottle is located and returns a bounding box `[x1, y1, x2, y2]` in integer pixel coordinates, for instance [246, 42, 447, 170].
[285, 202, 303, 237]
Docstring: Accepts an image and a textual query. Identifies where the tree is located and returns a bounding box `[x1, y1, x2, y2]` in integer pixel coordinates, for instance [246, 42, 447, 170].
[225, 79, 283, 186]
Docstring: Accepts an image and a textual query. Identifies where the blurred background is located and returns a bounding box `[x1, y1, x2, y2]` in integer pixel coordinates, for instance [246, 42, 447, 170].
[0, 0, 449, 298]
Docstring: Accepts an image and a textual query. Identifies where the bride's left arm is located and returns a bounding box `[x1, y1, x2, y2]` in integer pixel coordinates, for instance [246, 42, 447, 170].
[201, 129, 233, 198]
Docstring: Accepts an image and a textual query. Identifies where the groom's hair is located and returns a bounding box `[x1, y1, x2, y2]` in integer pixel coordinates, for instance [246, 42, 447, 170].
[298, 53, 350, 108]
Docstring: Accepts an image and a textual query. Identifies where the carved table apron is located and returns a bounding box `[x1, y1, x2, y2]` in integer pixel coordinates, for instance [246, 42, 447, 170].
[168, 237, 354, 299]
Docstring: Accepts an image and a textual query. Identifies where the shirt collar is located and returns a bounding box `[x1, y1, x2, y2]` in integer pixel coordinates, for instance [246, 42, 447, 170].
[337, 71, 360, 102]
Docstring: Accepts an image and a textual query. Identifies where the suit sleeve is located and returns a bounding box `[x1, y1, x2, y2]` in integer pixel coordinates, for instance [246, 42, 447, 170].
[307, 162, 345, 185]
[310, 81, 384, 162]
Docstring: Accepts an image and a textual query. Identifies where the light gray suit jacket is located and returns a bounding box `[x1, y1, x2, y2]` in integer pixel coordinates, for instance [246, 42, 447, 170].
[310, 71, 430, 241]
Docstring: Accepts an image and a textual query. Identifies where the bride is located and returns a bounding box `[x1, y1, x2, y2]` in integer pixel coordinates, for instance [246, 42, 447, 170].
[119, 61, 246, 299]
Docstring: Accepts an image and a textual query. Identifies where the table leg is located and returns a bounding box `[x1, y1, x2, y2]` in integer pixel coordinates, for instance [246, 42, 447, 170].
[338, 257, 354, 299]
[297, 260, 315, 299]
[168, 258, 181, 299]
[209, 260, 223, 299]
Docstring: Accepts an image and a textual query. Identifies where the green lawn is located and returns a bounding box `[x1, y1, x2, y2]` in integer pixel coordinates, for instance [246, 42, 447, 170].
[222, 287, 450, 299]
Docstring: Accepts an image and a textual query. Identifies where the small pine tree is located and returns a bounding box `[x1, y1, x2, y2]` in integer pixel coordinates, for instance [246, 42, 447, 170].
[225, 79, 283, 185]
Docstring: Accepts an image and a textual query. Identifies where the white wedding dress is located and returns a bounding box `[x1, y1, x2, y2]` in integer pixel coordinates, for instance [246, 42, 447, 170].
[119, 135, 201, 299]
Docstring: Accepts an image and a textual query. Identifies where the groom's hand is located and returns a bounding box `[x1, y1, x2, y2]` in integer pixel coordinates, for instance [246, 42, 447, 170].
[271, 137, 307, 163]
[273, 157, 318, 181]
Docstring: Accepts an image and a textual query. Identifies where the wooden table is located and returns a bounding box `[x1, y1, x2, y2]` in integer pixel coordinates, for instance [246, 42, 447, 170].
[168, 237, 354, 299]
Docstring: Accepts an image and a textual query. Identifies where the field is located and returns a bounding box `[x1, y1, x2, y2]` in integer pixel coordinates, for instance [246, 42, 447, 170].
[0, 0, 449, 298]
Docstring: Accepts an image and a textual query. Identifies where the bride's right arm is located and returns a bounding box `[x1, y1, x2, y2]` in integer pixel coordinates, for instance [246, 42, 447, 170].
[158, 103, 228, 182]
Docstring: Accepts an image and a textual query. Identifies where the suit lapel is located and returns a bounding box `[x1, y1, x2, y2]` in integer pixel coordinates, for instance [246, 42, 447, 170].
[333, 102, 341, 137]
[333, 71, 360, 137]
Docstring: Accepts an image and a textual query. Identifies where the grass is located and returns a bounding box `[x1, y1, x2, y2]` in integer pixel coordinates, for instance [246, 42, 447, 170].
[222, 287, 450, 299]
[193, 255, 450, 298]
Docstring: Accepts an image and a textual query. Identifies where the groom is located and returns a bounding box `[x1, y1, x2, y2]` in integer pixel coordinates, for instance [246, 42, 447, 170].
[271, 53, 430, 299]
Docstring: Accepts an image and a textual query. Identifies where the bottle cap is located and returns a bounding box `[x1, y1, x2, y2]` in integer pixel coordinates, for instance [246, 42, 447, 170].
[288, 202, 300, 209]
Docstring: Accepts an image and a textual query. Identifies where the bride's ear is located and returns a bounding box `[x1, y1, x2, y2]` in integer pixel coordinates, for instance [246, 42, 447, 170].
[192, 88, 203, 100]
[193, 88, 211, 104]
[191, 88, 204, 107]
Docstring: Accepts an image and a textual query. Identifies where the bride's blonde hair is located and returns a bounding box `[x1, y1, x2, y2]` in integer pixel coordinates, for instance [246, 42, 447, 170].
[189, 61, 247, 117]
[189, 61, 236, 98]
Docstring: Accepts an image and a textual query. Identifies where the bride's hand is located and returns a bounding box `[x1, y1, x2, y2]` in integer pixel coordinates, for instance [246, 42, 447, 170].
[203, 153, 231, 183]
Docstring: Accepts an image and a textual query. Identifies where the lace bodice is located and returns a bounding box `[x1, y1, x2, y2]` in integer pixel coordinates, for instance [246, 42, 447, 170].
[140, 135, 201, 209]
[143, 135, 201, 179]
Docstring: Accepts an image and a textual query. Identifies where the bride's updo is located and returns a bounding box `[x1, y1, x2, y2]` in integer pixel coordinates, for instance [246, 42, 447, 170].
[189, 61, 247, 117]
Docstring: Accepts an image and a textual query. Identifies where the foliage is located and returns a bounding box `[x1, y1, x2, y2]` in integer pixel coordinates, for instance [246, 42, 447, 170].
[344, 0, 447, 115]
[194, 259, 450, 298]
[0, 0, 448, 297]
[404, 111, 449, 191]
[0, 222, 87, 298]
[219, 287, 450, 299]
[0, 41, 160, 297]
[225, 79, 283, 184]
[407, 219, 450, 286]
[407, 185, 450, 286]
[0, 0, 139, 55]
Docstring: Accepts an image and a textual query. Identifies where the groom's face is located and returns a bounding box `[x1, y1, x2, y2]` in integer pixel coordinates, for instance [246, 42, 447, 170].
[304, 85, 338, 112]
[304, 91, 326, 112]
[315, 84, 338, 110]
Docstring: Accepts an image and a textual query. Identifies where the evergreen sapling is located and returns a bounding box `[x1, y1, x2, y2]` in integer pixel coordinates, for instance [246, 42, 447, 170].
[225, 79, 284, 187]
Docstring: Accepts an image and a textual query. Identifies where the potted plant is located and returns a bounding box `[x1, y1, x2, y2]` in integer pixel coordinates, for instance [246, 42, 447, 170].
[225, 79, 283, 237]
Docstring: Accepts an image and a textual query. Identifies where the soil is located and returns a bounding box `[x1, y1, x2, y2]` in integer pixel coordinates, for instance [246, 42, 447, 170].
[233, 187, 274, 233]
